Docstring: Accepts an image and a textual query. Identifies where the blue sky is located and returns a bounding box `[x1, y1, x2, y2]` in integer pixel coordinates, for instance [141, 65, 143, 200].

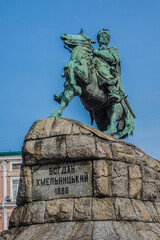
[0, 0, 160, 160]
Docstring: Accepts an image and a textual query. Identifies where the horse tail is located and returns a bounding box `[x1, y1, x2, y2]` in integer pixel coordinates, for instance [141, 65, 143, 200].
[123, 97, 136, 118]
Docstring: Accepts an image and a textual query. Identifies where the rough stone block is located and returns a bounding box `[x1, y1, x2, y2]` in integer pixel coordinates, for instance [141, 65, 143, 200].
[93, 221, 118, 240]
[112, 177, 128, 197]
[129, 165, 141, 179]
[143, 154, 160, 172]
[25, 117, 75, 140]
[80, 123, 115, 141]
[66, 135, 95, 159]
[23, 136, 67, 165]
[20, 203, 33, 226]
[140, 223, 160, 239]
[40, 137, 67, 160]
[68, 222, 94, 240]
[113, 221, 140, 240]
[71, 123, 80, 134]
[32, 201, 46, 224]
[93, 160, 112, 197]
[112, 161, 128, 178]
[73, 198, 92, 220]
[95, 138, 112, 159]
[154, 202, 160, 220]
[134, 148, 146, 165]
[142, 166, 158, 181]
[9, 206, 23, 228]
[149, 223, 160, 239]
[93, 160, 111, 177]
[94, 176, 111, 197]
[20, 165, 32, 177]
[132, 199, 151, 222]
[92, 198, 115, 220]
[16, 166, 32, 206]
[50, 118, 73, 136]
[112, 162, 129, 197]
[25, 118, 55, 140]
[144, 201, 160, 222]
[129, 178, 142, 199]
[45, 199, 74, 222]
[111, 143, 136, 163]
[79, 126, 92, 135]
[22, 141, 38, 165]
[114, 198, 137, 221]
[143, 182, 160, 201]
[138, 222, 160, 240]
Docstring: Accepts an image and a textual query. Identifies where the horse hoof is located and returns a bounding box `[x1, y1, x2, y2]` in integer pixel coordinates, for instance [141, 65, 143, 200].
[103, 129, 116, 136]
[49, 113, 59, 118]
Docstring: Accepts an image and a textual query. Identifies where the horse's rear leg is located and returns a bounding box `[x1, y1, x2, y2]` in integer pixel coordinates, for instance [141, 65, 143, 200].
[104, 114, 117, 135]
[104, 103, 123, 135]
[93, 109, 109, 131]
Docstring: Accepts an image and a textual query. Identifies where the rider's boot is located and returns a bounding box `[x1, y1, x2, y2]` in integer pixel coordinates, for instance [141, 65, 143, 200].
[73, 86, 82, 96]
[54, 94, 63, 104]
[50, 109, 62, 117]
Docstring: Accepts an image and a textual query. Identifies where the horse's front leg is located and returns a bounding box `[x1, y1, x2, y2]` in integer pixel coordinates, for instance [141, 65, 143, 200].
[50, 83, 75, 117]
[65, 62, 82, 96]
[74, 59, 89, 85]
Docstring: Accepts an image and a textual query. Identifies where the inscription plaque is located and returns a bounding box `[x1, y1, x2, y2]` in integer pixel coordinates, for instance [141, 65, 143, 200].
[32, 161, 92, 200]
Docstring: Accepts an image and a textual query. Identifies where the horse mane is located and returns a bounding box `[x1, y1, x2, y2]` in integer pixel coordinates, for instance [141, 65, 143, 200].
[71, 38, 92, 49]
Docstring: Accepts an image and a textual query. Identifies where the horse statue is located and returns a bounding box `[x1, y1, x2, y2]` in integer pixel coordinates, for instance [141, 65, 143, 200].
[50, 30, 135, 139]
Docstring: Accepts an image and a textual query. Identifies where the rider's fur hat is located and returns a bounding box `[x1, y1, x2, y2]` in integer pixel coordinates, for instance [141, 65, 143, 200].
[97, 29, 111, 41]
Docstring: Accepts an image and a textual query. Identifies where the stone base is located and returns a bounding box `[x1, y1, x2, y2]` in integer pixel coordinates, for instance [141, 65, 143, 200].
[1, 221, 160, 240]
[1, 117, 160, 240]
[9, 196, 160, 227]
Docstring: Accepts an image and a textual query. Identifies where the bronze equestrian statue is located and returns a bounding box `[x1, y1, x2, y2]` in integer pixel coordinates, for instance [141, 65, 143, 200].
[50, 29, 135, 139]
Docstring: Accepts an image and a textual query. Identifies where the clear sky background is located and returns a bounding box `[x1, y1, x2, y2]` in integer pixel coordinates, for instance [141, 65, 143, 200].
[0, 0, 160, 160]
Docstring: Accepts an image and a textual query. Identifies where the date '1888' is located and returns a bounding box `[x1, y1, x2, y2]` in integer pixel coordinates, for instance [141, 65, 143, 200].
[55, 187, 69, 195]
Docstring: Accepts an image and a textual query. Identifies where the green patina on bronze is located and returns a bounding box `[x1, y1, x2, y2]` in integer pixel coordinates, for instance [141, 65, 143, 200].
[50, 29, 136, 139]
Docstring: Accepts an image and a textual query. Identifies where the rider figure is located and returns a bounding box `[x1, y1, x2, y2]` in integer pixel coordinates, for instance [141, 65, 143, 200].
[93, 29, 126, 103]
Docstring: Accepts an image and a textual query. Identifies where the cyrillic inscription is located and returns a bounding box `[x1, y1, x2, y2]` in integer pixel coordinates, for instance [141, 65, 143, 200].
[32, 161, 92, 200]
